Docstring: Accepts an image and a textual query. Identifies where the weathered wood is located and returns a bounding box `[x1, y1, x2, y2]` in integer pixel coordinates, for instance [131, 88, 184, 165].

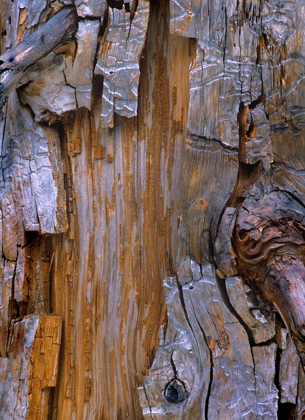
[18, 53, 77, 123]
[140, 263, 279, 419]
[0, 5, 77, 120]
[75, 0, 106, 18]
[66, 19, 100, 110]
[1, 89, 68, 235]
[0, 315, 61, 419]
[0, 6, 77, 75]
[226, 276, 276, 344]
[279, 333, 299, 405]
[95, 0, 150, 126]
[177, 136, 238, 263]
[139, 0, 305, 417]
[234, 185, 305, 367]
[1, 0, 305, 418]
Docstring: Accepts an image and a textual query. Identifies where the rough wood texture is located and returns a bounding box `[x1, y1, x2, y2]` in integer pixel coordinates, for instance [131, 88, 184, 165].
[226, 276, 275, 344]
[75, 0, 106, 18]
[140, 263, 279, 419]
[66, 19, 100, 110]
[0, 6, 77, 72]
[1, 0, 305, 418]
[0, 315, 61, 419]
[95, 0, 150, 127]
[234, 184, 305, 366]
[0, 6, 78, 96]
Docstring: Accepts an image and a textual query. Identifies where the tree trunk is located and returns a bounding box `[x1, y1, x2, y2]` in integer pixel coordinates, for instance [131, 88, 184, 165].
[1, 0, 305, 419]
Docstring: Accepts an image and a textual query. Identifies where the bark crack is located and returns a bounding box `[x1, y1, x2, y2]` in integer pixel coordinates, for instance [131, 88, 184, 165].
[142, 382, 153, 420]
[188, 293, 213, 420]
[187, 134, 238, 153]
[175, 278, 201, 362]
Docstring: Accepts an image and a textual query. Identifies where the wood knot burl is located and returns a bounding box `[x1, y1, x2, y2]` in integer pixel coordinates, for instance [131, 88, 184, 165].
[233, 189, 305, 367]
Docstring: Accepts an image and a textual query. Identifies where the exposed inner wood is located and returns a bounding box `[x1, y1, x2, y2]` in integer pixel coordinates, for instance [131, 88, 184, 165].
[0, 0, 305, 418]
[234, 188, 305, 368]
[0, 6, 78, 96]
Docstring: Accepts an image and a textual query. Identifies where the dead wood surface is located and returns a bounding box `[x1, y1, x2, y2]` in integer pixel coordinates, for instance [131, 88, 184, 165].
[0, 0, 305, 419]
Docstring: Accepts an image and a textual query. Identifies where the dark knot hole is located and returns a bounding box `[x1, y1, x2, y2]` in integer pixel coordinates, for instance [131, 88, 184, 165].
[164, 379, 189, 403]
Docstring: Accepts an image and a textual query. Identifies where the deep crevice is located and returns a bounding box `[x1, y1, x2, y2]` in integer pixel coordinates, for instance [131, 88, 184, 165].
[274, 340, 282, 391]
[107, 0, 124, 9]
[77, 15, 102, 22]
[23, 230, 39, 248]
[237, 95, 264, 163]
[275, 319, 297, 420]
[224, 160, 261, 210]
[249, 94, 265, 110]
[190, 299, 214, 420]
[252, 337, 276, 347]
[278, 403, 297, 420]
[188, 134, 238, 153]
[142, 382, 153, 419]
[215, 272, 256, 347]
[170, 352, 177, 377]
[176, 278, 196, 340]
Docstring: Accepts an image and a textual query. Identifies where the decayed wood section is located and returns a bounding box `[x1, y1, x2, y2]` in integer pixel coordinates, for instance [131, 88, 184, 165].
[0, 6, 77, 105]
[1, 0, 305, 419]
[0, 315, 62, 418]
[0, 7, 77, 74]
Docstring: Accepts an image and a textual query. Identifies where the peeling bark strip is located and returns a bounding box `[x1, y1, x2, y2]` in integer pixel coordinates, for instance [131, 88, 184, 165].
[0, 6, 78, 94]
[95, 0, 150, 126]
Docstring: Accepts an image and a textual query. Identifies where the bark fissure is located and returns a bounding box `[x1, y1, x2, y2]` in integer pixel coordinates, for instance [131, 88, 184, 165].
[188, 293, 213, 420]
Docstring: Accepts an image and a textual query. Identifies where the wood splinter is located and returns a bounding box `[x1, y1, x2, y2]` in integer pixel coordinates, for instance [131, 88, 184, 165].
[0, 6, 78, 97]
[233, 188, 305, 367]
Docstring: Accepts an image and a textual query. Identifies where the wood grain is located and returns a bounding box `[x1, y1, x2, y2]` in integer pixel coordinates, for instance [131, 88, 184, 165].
[0, 0, 305, 418]
[0, 315, 61, 419]
[0, 6, 77, 74]
[95, 0, 150, 127]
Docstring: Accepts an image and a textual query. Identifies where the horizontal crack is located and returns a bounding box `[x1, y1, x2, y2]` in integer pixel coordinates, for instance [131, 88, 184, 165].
[186, 134, 239, 153]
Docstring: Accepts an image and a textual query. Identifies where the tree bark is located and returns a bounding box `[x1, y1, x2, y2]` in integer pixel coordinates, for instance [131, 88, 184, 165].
[1, 0, 305, 419]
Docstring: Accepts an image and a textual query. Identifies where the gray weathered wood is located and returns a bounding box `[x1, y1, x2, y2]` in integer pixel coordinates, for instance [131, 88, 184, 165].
[0, 0, 305, 418]
[95, 0, 150, 126]
[0, 6, 77, 75]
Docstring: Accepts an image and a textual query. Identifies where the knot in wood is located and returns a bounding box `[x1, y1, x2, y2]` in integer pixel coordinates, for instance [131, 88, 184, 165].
[164, 379, 189, 404]
[234, 190, 305, 284]
[233, 189, 305, 366]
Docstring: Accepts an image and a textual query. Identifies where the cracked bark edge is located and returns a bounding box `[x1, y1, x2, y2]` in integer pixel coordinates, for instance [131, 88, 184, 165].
[139, 262, 279, 419]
